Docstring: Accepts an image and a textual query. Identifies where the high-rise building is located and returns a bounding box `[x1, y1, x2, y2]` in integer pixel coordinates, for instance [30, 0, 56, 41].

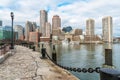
[45, 22, 51, 37]
[32, 22, 37, 32]
[25, 21, 33, 41]
[14, 25, 24, 40]
[40, 10, 48, 36]
[52, 15, 61, 36]
[86, 18, 95, 36]
[0, 20, 2, 26]
[102, 16, 113, 42]
[52, 15, 61, 30]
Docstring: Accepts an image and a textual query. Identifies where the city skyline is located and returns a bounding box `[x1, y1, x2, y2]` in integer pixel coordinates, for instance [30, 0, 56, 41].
[0, 0, 120, 37]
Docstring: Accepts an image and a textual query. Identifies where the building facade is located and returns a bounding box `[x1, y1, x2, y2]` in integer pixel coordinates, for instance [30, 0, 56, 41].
[14, 25, 24, 40]
[32, 22, 37, 32]
[25, 21, 33, 41]
[102, 16, 113, 42]
[52, 15, 61, 36]
[52, 15, 61, 30]
[40, 10, 48, 36]
[86, 18, 95, 36]
[45, 22, 51, 37]
[74, 29, 83, 36]
[0, 26, 18, 40]
[29, 32, 40, 43]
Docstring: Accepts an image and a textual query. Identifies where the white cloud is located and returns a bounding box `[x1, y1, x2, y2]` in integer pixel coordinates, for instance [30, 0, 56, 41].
[0, 0, 120, 36]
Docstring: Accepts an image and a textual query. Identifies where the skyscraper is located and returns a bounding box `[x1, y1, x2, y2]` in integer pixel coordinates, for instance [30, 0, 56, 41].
[52, 15, 61, 30]
[32, 22, 37, 31]
[45, 22, 51, 37]
[52, 15, 61, 36]
[86, 18, 95, 36]
[0, 20, 2, 26]
[102, 16, 113, 42]
[25, 21, 33, 41]
[14, 25, 24, 40]
[40, 10, 48, 36]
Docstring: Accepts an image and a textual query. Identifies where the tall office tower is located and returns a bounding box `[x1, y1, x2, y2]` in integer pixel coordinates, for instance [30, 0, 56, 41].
[102, 16, 113, 42]
[45, 22, 51, 37]
[86, 18, 95, 36]
[25, 21, 33, 41]
[14, 25, 24, 40]
[32, 22, 37, 31]
[40, 10, 48, 36]
[0, 20, 2, 26]
[52, 15, 61, 30]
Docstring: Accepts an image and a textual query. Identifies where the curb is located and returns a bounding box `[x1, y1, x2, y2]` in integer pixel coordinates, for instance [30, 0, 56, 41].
[0, 51, 12, 64]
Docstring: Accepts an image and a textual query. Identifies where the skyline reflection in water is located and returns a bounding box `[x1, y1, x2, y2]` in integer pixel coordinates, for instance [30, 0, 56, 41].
[45, 43, 120, 80]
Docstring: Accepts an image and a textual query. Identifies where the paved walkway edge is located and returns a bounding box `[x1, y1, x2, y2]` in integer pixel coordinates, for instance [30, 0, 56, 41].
[0, 49, 15, 64]
[47, 59, 80, 80]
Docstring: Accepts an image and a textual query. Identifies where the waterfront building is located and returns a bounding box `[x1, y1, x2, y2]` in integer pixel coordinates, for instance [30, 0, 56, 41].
[102, 16, 113, 42]
[74, 29, 83, 36]
[52, 15, 61, 36]
[29, 32, 40, 43]
[52, 15, 61, 30]
[40, 10, 48, 36]
[25, 21, 33, 41]
[0, 26, 18, 40]
[14, 25, 24, 40]
[45, 22, 51, 37]
[86, 18, 95, 36]
[0, 20, 2, 26]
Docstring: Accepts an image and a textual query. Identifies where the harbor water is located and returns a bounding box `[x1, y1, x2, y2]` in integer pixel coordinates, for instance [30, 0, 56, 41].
[45, 43, 120, 80]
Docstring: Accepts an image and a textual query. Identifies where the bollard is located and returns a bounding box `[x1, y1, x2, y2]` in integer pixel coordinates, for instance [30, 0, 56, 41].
[100, 68, 120, 80]
[41, 44, 46, 59]
[52, 45, 57, 63]
[32, 46, 35, 51]
[104, 49, 113, 66]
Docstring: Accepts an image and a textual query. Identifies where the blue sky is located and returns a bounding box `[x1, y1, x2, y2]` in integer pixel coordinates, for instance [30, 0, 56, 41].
[0, 0, 120, 37]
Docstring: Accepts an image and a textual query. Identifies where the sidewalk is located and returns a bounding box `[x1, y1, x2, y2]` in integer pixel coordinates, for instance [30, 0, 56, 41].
[0, 45, 79, 80]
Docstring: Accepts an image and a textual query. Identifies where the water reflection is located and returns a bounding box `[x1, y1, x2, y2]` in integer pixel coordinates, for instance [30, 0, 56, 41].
[44, 43, 120, 80]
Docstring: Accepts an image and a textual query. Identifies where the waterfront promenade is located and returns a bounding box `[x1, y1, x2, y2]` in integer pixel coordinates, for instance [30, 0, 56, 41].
[0, 45, 79, 80]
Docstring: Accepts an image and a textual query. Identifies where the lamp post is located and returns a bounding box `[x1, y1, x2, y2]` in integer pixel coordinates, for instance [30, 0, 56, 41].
[10, 12, 14, 49]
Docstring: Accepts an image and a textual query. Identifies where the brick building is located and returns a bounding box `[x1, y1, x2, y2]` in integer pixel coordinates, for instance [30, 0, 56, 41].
[29, 32, 40, 43]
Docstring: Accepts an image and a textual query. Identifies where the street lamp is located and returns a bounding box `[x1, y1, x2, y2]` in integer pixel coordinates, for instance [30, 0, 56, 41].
[10, 12, 14, 49]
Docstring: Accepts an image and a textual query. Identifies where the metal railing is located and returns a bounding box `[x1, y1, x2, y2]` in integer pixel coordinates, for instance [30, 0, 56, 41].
[40, 44, 101, 73]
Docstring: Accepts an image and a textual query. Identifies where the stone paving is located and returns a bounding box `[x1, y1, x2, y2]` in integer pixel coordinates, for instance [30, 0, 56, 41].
[0, 45, 79, 80]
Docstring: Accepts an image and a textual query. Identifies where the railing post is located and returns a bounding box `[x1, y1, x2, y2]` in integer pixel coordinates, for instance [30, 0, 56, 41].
[52, 45, 57, 63]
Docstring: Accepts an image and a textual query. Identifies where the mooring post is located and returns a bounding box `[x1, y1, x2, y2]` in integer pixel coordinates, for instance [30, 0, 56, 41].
[41, 44, 46, 59]
[105, 49, 112, 66]
[103, 43, 115, 68]
[52, 45, 57, 63]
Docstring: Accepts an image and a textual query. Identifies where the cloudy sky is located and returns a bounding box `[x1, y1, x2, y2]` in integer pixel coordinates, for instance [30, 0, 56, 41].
[0, 0, 120, 37]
